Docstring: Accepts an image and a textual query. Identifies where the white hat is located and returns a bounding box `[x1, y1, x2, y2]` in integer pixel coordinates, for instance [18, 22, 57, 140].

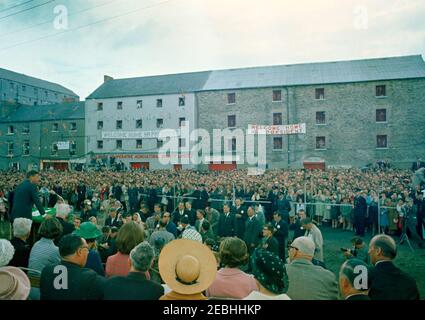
[0, 239, 15, 267]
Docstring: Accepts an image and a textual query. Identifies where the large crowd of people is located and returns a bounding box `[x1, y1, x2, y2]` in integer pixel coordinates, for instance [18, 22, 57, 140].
[0, 166, 424, 300]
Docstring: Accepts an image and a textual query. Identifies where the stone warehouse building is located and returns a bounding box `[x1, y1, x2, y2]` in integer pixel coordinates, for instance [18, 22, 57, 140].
[0, 67, 79, 106]
[85, 73, 210, 170]
[0, 102, 85, 171]
[197, 55, 425, 169]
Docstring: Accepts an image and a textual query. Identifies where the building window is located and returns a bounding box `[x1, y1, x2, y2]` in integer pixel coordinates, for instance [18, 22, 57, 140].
[7, 126, 14, 135]
[376, 109, 387, 122]
[228, 115, 236, 128]
[54, 93, 58, 99]
[116, 120, 122, 130]
[316, 111, 326, 125]
[8, 142, 14, 156]
[227, 93, 236, 104]
[157, 99, 163, 108]
[272, 90, 282, 102]
[137, 100, 143, 109]
[51, 143, 58, 155]
[377, 135, 387, 148]
[273, 137, 283, 150]
[228, 138, 237, 152]
[179, 97, 185, 106]
[97, 121, 103, 130]
[157, 139, 163, 148]
[69, 141, 76, 156]
[23, 141, 30, 156]
[376, 85, 386, 97]
[116, 140, 122, 150]
[179, 138, 186, 148]
[52, 123, 59, 132]
[136, 119, 143, 129]
[22, 85, 26, 92]
[10, 82, 14, 90]
[273, 113, 282, 125]
[22, 124, 29, 134]
[315, 88, 325, 100]
[97, 102, 103, 111]
[316, 136, 326, 149]
[117, 101, 123, 110]
[45, 91, 48, 98]
[70, 122, 77, 131]
[136, 139, 142, 149]
[97, 140, 103, 149]
[34, 88, 38, 95]
[156, 118, 164, 129]
[179, 117, 186, 127]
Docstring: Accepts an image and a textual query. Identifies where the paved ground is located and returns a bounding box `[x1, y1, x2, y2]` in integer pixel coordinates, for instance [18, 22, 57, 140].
[315, 227, 425, 298]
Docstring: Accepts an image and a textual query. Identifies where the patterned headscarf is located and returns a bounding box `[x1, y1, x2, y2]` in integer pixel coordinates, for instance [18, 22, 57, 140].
[251, 249, 288, 294]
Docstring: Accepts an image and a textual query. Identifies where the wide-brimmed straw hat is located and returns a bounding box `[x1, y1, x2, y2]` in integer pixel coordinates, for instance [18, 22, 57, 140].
[0, 266, 31, 300]
[158, 239, 217, 295]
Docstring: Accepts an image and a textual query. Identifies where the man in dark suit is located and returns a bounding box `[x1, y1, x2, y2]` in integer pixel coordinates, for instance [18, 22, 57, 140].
[172, 201, 187, 226]
[339, 259, 371, 300]
[55, 204, 75, 238]
[368, 234, 419, 300]
[11, 170, 45, 221]
[103, 242, 164, 300]
[276, 193, 291, 223]
[105, 207, 122, 228]
[162, 212, 177, 238]
[218, 203, 236, 238]
[273, 212, 289, 260]
[289, 209, 307, 241]
[184, 201, 197, 226]
[40, 234, 106, 300]
[243, 206, 262, 253]
[353, 190, 367, 236]
[232, 198, 247, 239]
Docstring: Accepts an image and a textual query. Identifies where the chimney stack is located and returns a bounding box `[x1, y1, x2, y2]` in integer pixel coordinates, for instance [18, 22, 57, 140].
[104, 75, 114, 83]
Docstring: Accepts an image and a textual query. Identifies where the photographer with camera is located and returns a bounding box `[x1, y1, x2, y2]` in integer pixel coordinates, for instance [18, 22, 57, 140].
[341, 237, 369, 264]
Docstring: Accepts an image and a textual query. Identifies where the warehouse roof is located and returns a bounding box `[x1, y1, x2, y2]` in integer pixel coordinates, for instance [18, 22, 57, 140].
[0, 67, 78, 97]
[86, 71, 211, 99]
[202, 55, 425, 90]
[0, 101, 85, 123]
[87, 55, 425, 98]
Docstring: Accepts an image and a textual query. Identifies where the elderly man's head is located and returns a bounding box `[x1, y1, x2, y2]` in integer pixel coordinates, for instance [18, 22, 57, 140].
[13, 218, 32, 241]
[129, 242, 155, 273]
[55, 203, 71, 219]
[300, 217, 313, 230]
[58, 234, 89, 268]
[289, 236, 315, 262]
[368, 234, 397, 265]
[339, 259, 370, 299]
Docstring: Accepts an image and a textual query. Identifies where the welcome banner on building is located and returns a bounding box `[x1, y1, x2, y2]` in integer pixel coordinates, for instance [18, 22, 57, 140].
[247, 123, 306, 135]
[102, 130, 181, 139]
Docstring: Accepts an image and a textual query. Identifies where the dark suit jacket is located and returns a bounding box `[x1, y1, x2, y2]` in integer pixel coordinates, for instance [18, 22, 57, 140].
[103, 272, 164, 300]
[369, 261, 419, 300]
[273, 219, 289, 244]
[217, 212, 236, 238]
[244, 216, 261, 249]
[232, 205, 247, 239]
[346, 294, 371, 300]
[263, 236, 280, 256]
[40, 261, 106, 300]
[8, 237, 31, 268]
[11, 179, 45, 220]
[105, 216, 122, 228]
[57, 217, 75, 237]
[166, 221, 177, 238]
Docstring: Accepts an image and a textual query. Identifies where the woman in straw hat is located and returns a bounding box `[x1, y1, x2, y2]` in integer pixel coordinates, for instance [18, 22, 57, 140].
[0, 266, 31, 300]
[158, 239, 217, 300]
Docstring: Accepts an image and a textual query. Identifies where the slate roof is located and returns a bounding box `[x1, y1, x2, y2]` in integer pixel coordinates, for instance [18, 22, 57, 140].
[0, 101, 85, 123]
[87, 55, 425, 98]
[0, 67, 78, 97]
[86, 71, 211, 99]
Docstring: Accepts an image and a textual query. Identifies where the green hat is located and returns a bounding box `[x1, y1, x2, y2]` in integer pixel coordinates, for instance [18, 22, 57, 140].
[73, 222, 102, 240]
[251, 249, 288, 294]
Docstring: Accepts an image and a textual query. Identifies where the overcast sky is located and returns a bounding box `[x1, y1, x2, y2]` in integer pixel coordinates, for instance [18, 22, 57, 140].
[0, 0, 424, 99]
